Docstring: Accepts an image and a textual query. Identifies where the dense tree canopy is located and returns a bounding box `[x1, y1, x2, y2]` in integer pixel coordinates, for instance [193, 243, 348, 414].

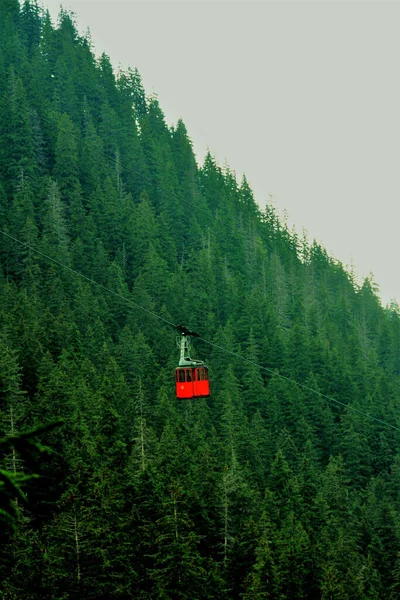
[1, 3, 400, 598]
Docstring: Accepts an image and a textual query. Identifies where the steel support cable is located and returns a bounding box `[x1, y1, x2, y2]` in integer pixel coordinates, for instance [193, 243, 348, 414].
[0, 230, 176, 329]
[1, 229, 399, 434]
[197, 337, 400, 432]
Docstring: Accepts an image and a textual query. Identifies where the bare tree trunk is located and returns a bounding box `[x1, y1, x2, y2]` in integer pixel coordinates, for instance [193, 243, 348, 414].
[173, 492, 179, 541]
[74, 515, 81, 584]
[10, 406, 17, 475]
[223, 487, 229, 568]
[138, 378, 146, 472]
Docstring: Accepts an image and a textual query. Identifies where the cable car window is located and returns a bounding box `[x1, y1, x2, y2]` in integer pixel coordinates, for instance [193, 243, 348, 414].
[186, 370, 192, 382]
[179, 370, 185, 382]
[198, 368, 204, 380]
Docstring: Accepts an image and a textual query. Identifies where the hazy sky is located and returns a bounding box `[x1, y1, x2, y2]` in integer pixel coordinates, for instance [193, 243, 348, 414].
[42, 0, 400, 305]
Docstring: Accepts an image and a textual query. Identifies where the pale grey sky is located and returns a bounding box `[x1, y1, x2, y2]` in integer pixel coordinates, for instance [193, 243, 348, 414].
[42, 0, 400, 305]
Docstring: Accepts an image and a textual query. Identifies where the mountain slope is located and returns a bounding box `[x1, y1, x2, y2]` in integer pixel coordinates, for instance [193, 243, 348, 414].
[1, 3, 400, 598]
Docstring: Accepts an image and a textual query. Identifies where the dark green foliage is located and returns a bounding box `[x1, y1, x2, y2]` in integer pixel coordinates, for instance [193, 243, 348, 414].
[1, 2, 400, 597]
[0, 421, 63, 533]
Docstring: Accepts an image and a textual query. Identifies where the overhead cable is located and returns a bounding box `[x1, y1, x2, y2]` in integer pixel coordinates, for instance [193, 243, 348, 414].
[1, 229, 398, 434]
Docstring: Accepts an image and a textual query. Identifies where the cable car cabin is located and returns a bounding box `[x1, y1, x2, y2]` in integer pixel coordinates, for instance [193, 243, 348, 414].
[175, 366, 210, 399]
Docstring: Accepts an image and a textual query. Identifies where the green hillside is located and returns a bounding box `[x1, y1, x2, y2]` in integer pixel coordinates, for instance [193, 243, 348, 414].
[1, 2, 400, 598]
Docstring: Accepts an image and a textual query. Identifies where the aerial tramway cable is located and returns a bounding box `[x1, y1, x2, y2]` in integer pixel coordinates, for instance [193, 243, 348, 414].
[0, 230, 176, 329]
[1, 229, 399, 433]
[1, 94, 399, 430]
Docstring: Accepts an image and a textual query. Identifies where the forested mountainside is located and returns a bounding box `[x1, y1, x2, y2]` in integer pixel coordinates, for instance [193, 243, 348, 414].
[1, 2, 400, 599]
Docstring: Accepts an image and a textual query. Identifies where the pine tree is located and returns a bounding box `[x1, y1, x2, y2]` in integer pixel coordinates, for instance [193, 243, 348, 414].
[20, 0, 42, 58]
[3, 75, 36, 190]
[150, 485, 209, 599]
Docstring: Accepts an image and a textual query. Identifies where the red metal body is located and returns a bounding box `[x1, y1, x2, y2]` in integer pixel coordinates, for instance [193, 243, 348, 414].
[175, 367, 210, 399]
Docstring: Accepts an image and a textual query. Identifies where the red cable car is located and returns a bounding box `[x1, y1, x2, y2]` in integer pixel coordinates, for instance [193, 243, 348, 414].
[175, 326, 210, 399]
[175, 366, 210, 399]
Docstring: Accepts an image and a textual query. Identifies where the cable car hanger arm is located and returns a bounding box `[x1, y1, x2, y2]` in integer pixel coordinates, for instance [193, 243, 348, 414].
[174, 324, 205, 367]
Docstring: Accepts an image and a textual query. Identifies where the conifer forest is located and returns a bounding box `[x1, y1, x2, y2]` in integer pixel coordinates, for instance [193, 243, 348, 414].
[2, 2, 400, 598]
